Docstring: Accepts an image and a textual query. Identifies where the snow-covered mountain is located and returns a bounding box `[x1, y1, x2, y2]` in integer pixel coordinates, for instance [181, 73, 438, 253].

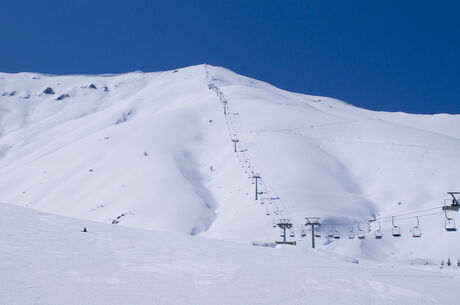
[2, 202, 459, 305]
[0, 64, 459, 261]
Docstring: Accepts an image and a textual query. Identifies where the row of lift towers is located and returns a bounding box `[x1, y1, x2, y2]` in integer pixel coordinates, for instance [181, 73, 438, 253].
[232, 126, 458, 248]
[275, 192, 459, 249]
[246, 149, 459, 248]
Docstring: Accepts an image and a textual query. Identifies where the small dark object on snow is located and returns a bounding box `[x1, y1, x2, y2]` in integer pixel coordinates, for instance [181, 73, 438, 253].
[104, 137, 110, 139]
[81, 227, 88, 232]
[56, 93, 70, 101]
[43, 87, 55, 95]
[144, 152, 149, 156]
[89, 84, 97, 89]
[89, 169, 93, 172]
[103, 86, 110, 92]
[209, 119, 213, 123]
[8, 91, 16, 96]
[172, 70, 178, 73]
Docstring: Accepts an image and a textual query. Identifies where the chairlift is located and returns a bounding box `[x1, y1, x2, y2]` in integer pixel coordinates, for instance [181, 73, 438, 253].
[333, 227, 340, 239]
[412, 216, 422, 238]
[301, 228, 306, 237]
[290, 229, 295, 238]
[375, 222, 383, 240]
[314, 226, 321, 238]
[357, 223, 365, 240]
[444, 209, 457, 232]
[328, 227, 334, 238]
[392, 216, 401, 237]
[348, 224, 355, 239]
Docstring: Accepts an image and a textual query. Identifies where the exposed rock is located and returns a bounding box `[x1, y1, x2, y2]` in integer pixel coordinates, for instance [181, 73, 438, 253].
[42, 87, 55, 95]
[56, 93, 70, 101]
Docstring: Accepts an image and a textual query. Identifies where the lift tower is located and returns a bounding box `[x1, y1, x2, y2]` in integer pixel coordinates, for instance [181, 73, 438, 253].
[252, 173, 261, 200]
[232, 138, 239, 153]
[276, 219, 296, 245]
[305, 217, 321, 249]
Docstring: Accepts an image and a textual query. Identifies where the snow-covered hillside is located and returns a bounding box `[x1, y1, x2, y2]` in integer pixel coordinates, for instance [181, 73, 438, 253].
[0, 64, 459, 262]
[2, 202, 460, 305]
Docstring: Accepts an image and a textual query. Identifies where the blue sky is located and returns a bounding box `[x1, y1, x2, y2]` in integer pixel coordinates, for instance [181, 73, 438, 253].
[0, 0, 458, 114]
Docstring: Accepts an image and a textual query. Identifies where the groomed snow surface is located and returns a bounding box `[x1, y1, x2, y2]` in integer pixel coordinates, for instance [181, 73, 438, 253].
[0, 65, 459, 304]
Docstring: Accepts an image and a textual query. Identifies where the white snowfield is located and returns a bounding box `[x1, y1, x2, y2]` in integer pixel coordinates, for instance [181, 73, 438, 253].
[0, 64, 459, 304]
[1, 202, 459, 305]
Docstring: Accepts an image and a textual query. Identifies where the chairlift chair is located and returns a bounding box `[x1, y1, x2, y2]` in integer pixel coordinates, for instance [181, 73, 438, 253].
[328, 227, 334, 238]
[290, 229, 295, 238]
[444, 209, 457, 232]
[301, 228, 306, 237]
[357, 223, 365, 240]
[375, 222, 383, 240]
[392, 216, 401, 237]
[333, 227, 340, 239]
[315, 226, 322, 238]
[348, 224, 355, 239]
[412, 216, 422, 238]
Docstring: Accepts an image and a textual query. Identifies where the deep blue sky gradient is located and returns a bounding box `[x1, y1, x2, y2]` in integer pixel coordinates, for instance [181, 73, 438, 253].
[0, 0, 458, 114]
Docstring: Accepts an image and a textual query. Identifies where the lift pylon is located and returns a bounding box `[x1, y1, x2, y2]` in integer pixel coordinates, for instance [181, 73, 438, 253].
[305, 217, 321, 249]
[232, 138, 239, 153]
[276, 219, 296, 245]
[252, 173, 261, 200]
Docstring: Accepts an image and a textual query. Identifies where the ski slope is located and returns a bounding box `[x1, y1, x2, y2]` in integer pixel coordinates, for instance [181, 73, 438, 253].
[0, 64, 459, 263]
[1, 202, 460, 305]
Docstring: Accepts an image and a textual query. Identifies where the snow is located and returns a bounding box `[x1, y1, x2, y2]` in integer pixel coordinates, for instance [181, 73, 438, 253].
[0, 64, 460, 303]
[1, 202, 459, 305]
